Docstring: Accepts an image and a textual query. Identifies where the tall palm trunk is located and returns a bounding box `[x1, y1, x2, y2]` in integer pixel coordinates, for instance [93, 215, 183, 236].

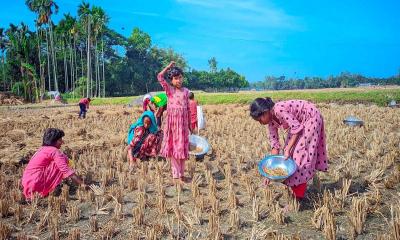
[95, 39, 99, 97]
[73, 37, 78, 89]
[62, 38, 68, 91]
[86, 15, 91, 97]
[45, 29, 51, 91]
[97, 48, 100, 97]
[36, 26, 44, 100]
[2, 54, 6, 91]
[80, 47, 83, 79]
[49, 23, 58, 91]
[69, 40, 74, 94]
[101, 37, 105, 98]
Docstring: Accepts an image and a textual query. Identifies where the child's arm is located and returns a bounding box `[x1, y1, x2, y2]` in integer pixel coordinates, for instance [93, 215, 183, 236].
[69, 173, 85, 187]
[157, 62, 175, 95]
[268, 124, 281, 154]
[126, 145, 135, 163]
[148, 102, 156, 112]
[284, 133, 299, 159]
[188, 101, 192, 134]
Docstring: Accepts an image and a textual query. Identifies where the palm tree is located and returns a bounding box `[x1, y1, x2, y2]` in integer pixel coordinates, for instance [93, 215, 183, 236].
[78, 1, 92, 97]
[25, 0, 59, 92]
[57, 13, 78, 92]
[92, 6, 109, 97]
[6, 23, 39, 101]
[0, 28, 8, 91]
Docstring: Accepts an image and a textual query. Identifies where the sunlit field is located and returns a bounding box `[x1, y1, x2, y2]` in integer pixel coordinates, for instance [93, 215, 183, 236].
[0, 101, 399, 239]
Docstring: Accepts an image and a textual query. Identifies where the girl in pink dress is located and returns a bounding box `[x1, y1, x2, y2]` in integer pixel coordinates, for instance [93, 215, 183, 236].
[21, 128, 87, 199]
[250, 97, 328, 200]
[157, 61, 192, 184]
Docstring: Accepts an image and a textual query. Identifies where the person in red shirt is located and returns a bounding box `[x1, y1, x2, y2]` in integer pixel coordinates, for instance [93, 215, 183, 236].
[188, 92, 198, 133]
[78, 98, 91, 119]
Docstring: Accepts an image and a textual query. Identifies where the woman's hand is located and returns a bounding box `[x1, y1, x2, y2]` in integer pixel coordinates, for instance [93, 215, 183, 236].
[167, 61, 175, 69]
[263, 178, 270, 187]
[271, 148, 279, 155]
[284, 146, 292, 160]
[81, 183, 89, 190]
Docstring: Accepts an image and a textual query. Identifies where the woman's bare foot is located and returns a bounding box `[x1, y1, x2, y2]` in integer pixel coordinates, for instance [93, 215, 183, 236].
[128, 161, 137, 173]
[282, 204, 291, 214]
[260, 178, 271, 188]
[181, 176, 191, 184]
[170, 178, 184, 187]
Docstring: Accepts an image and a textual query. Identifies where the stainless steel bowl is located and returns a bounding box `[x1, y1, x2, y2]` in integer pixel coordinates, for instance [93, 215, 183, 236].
[258, 155, 297, 182]
[343, 116, 364, 127]
[189, 134, 211, 159]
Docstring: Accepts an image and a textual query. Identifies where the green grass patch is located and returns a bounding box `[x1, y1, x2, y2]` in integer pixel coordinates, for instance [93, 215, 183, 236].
[66, 96, 140, 106]
[64, 88, 400, 106]
[195, 88, 400, 106]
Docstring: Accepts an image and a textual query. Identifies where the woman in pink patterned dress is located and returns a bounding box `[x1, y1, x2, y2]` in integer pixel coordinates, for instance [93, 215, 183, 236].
[157, 61, 192, 184]
[250, 97, 328, 200]
[21, 128, 87, 199]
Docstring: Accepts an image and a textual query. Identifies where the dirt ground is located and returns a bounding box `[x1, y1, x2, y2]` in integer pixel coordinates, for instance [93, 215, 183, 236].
[0, 103, 399, 239]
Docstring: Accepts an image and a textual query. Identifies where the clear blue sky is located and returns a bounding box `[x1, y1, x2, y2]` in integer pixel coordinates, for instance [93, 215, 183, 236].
[1, 0, 399, 82]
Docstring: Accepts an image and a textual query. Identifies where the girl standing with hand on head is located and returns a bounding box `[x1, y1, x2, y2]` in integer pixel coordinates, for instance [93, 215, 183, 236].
[250, 97, 328, 200]
[157, 61, 192, 184]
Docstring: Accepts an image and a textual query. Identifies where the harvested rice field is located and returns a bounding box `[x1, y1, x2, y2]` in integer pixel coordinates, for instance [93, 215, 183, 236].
[0, 103, 399, 239]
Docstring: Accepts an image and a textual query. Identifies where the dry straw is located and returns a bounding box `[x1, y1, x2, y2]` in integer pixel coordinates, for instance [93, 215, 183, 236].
[89, 216, 98, 232]
[67, 228, 80, 240]
[0, 222, 11, 240]
[348, 197, 367, 238]
[229, 208, 240, 230]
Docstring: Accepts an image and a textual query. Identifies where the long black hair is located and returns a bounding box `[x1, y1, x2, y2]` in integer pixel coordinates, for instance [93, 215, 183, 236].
[167, 66, 184, 81]
[249, 97, 275, 119]
[42, 128, 65, 147]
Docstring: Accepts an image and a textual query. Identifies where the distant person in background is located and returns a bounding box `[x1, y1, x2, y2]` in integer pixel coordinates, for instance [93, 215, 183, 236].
[21, 128, 87, 199]
[250, 97, 328, 201]
[78, 97, 91, 119]
[188, 92, 198, 133]
[143, 92, 168, 128]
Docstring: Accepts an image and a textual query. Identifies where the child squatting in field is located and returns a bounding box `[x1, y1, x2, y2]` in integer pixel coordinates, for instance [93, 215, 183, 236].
[126, 111, 162, 171]
[157, 61, 192, 184]
[21, 128, 88, 199]
[250, 97, 328, 201]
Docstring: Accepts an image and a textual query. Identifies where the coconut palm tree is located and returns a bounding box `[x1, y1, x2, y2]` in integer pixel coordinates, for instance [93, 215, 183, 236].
[6, 23, 39, 101]
[56, 13, 77, 92]
[0, 28, 8, 91]
[92, 6, 109, 97]
[25, 0, 59, 92]
[78, 1, 92, 97]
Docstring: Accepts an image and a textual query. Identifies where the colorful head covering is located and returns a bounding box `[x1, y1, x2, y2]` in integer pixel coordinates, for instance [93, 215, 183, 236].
[126, 111, 158, 144]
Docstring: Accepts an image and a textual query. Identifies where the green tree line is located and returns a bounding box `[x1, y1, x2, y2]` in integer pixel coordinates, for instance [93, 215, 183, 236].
[0, 1, 248, 101]
[251, 71, 400, 90]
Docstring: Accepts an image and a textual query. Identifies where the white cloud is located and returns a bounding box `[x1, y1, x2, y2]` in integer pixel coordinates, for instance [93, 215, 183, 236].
[176, 0, 301, 30]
